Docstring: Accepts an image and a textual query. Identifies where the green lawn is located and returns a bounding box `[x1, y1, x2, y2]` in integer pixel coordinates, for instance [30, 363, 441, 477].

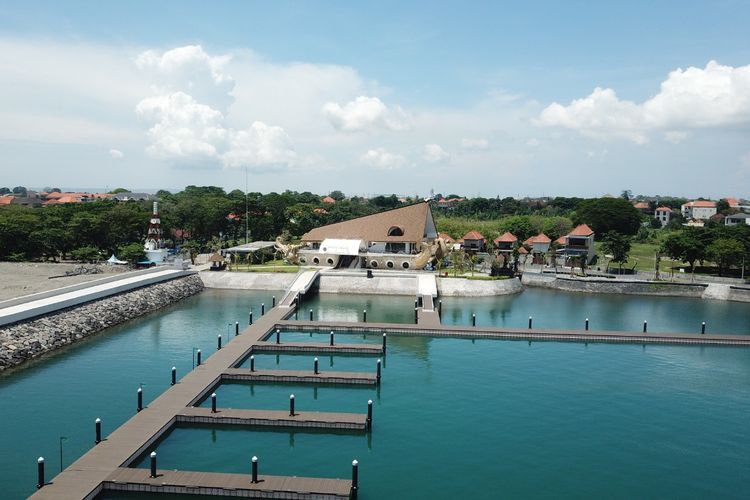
[594, 242, 681, 273]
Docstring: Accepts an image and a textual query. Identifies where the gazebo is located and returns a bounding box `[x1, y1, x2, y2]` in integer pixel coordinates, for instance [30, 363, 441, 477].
[208, 252, 226, 271]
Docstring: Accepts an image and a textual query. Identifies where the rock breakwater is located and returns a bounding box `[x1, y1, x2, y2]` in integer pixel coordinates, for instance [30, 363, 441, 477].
[0, 274, 204, 371]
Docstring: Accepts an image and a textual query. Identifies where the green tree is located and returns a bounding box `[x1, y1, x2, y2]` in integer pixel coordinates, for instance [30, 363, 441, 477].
[716, 199, 730, 213]
[71, 247, 102, 263]
[109, 187, 130, 194]
[118, 243, 146, 264]
[660, 230, 705, 271]
[706, 238, 744, 276]
[574, 198, 642, 235]
[329, 190, 345, 201]
[600, 231, 632, 274]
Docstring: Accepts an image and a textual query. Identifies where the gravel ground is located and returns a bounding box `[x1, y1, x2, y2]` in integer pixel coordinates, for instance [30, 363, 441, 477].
[0, 262, 128, 302]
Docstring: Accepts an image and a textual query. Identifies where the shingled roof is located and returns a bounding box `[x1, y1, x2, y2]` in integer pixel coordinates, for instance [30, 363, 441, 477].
[301, 202, 436, 243]
[494, 231, 517, 244]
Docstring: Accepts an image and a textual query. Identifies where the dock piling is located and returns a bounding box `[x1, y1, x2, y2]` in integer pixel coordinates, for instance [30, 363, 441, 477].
[363, 309, 367, 323]
[585, 318, 589, 331]
[171, 366, 176, 385]
[95, 418, 102, 444]
[289, 394, 295, 416]
[272, 296, 276, 307]
[249, 310, 253, 325]
[472, 313, 476, 327]
[528, 316, 533, 329]
[211, 393, 217, 413]
[261, 303, 265, 316]
[137, 387, 143, 413]
[382, 333, 387, 354]
[643, 320, 648, 333]
[438, 299, 442, 318]
[276, 329, 281, 344]
[415, 308, 418, 324]
[217, 334, 222, 350]
[37, 457, 44, 489]
[367, 400, 373, 430]
[197, 349, 202, 366]
[250, 355, 255, 372]
[376, 359, 382, 384]
[351, 460, 359, 498]
[330, 331, 335, 346]
[314, 357, 319, 374]
[149, 451, 157, 478]
[702, 321, 706, 334]
[251, 456, 258, 483]
[235, 321, 239, 336]
[310, 309, 314, 321]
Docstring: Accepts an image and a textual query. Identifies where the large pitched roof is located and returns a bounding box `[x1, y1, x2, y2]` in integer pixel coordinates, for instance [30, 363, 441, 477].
[655, 206, 672, 212]
[301, 202, 435, 243]
[568, 224, 594, 236]
[524, 233, 551, 245]
[462, 230, 485, 241]
[683, 200, 716, 208]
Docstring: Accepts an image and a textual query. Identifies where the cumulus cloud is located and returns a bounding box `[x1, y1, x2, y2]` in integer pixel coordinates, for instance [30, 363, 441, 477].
[360, 148, 408, 169]
[109, 148, 124, 159]
[537, 61, 750, 143]
[135, 46, 296, 169]
[323, 96, 408, 132]
[460, 138, 489, 150]
[423, 143, 450, 163]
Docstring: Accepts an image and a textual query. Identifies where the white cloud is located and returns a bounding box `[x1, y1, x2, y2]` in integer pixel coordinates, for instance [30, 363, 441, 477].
[323, 96, 408, 132]
[109, 148, 124, 159]
[222, 122, 296, 168]
[460, 137, 489, 150]
[664, 131, 689, 144]
[360, 148, 408, 169]
[423, 143, 450, 163]
[526, 138, 540, 147]
[537, 61, 750, 144]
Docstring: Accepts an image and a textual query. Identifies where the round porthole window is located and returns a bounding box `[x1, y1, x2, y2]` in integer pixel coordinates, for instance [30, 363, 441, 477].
[313, 257, 320, 264]
[300, 257, 306, 264]
[370, 260, 378, 268]
[326, 258, 334, 265]
[402, 262, 410, 269]
[386, 261, 394, 269]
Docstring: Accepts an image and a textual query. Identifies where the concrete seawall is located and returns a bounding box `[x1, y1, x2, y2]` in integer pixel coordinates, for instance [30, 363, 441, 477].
[437, 276, 523, 296]
[0, 275, 204, 372]
[199, 271, 297, 290]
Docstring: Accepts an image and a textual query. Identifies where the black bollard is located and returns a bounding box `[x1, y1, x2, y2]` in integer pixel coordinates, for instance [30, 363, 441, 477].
[235, 321, 239, 336]
[137, 387, 143, 412]
[382, 333, 387, 354]
[415, 299, 418, 309]
[585, 318, 589, 331]
[197, 349, 202, 366]
[330, 331, 335, 346]
[272, 296, 276, 307]
[250, 355, 255, 372]
[701, 321, 706, 334]
[314, 357, 319, 374]
[95, 418, 102, 444]
[211, 393, 217, 413]
[438, 299, 442, 317]
[472, 313, 476, 327]
[643, 320, 648, 333]
[376, 358, 382, 384]
[289, 394, 295, 416]
[149, 451, 157, 478]
[249, 310, 253, 325]
[309, 309, 313, 321]
[171, 366, 176, 385]
[217, 334, 222, 350]
[261, 303, 265, 316]
[351, 460, 359, 498]
[276, 329, 280, 344]
[367, 399, 373, 430]
[363, 309, 367, 323]
[414, 307, 418, 324]
[528, 316, 533, 329]
[37, 457, 45, 489]
[251, 456, 258, 483]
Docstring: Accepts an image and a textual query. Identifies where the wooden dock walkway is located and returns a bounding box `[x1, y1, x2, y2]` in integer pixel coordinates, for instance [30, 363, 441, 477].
[176, 406, 368, 430]
[279, 320, 750, 347]
[103, 467, 352, 499]
[252, 340, 383, 355]
[223, 367, 378, 385]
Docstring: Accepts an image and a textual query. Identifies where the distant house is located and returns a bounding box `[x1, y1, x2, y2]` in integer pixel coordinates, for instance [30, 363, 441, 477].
[461, 230, 486, 252]
[437, 197, 465, 209]
[524, 233, 551, 264]
[112, 192, 156, 201]
[725, 213, 750, 226]
[633, 201, 650, 214]
[654, 206, 672, 227]
[555, 224, 595, 263]
[493, 232, 517, 253]
[0, 195, 15, 206]
[681, 200, 717, 220]
[322, 196, 336, 204]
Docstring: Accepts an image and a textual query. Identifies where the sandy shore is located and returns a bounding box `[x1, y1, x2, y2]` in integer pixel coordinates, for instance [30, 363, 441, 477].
[0, 262, 127, 302]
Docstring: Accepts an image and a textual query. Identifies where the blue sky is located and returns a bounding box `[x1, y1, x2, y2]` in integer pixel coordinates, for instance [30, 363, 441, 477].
[1, 1, 749, 198]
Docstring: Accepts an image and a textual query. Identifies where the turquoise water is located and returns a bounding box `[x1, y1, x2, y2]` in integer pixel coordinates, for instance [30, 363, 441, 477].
[0, 289, 280, 500]
[441, 288, 750, 334]
[296, 292, 414, 323]
[237, 352, 381, 372]
[1, 288, 749, 499]
[140, 337, 750, 499]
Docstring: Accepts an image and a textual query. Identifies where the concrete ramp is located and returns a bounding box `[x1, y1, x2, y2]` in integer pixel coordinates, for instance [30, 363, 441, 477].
[702, 283, 731, 300]
[417, 273, 437, 298]
[279, 269, 320, 307]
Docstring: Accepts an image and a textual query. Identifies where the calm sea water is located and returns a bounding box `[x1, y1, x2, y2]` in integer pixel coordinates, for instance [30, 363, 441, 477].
[1, 288, 748, 499]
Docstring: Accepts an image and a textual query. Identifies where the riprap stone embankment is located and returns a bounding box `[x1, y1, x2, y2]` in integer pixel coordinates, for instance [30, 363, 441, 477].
[0, 274, 204, 371]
